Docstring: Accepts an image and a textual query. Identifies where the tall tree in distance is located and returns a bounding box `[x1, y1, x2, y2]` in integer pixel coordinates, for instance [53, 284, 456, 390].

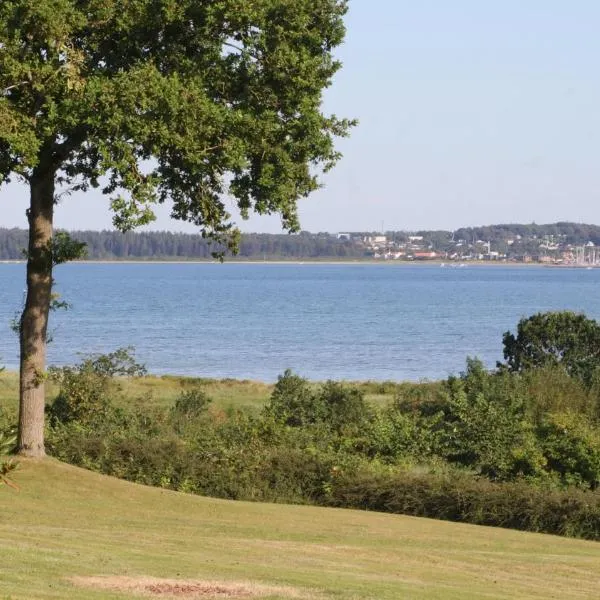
[0, 0, 354, 457]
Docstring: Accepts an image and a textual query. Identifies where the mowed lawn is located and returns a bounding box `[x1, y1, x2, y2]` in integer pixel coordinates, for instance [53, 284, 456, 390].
[0, 459, 599, 600]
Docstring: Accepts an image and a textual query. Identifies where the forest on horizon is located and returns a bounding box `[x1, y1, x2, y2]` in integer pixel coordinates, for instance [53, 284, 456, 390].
[1, 222, 600, 261]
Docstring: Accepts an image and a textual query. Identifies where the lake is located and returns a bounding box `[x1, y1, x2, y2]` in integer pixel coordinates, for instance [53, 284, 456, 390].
[1, 262, 599, 382]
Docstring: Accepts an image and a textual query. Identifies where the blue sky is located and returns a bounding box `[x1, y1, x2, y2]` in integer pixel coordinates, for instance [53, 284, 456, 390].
[2, 0, 600, 233]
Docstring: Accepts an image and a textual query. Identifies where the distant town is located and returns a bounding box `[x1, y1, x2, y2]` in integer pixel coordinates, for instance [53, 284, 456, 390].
[342, 229, 600, 265]
[1, 222, 600, 264]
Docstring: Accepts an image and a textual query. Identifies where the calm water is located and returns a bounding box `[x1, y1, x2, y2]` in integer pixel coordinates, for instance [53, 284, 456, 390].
[1, 263, 599, 382]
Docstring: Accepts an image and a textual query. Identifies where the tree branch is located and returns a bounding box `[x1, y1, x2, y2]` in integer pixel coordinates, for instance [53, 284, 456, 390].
[52, 128, 88, 164]
[2, 81, 30, 95]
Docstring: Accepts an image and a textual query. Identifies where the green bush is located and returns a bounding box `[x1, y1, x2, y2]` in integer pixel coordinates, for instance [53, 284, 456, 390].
[368, 408, 438, 462]
[328, 468, 600, 540]
[538, 412, 600, 490]
[522, 366, 600, 422]
[266, 370, 320, 427]
[47, 348, 145, 426]
[169, 388, 212, 435]
[42, 358, 600, 540]
[266, 370, 372, 433]
[0, 424, 18, 490]
[437, 359, 543, 480]
[502, 311, 600, 386]
[387, 359, 545, 480]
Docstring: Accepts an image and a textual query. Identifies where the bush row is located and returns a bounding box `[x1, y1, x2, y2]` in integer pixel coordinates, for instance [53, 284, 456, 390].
[327, 470, 600, 540]
[37, 349, 600, 540]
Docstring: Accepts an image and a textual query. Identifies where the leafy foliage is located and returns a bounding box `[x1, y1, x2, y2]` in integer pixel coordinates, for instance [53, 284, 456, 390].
[34, 309, 600, 539]
[328, 469, 600, 540]
[0, 0, 353, 244]
[266, 370, 372, 433]
[502, 311, 600, 385]
[0, 425, 19, 490]
[436, 359, 542, 480]
[47, 347, 144, 425]
[538, 412, 600, 489]
[3, 0, 354, 456]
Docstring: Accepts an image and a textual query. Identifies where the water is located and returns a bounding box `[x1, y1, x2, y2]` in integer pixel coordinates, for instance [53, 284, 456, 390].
[1, 262, 599, 382]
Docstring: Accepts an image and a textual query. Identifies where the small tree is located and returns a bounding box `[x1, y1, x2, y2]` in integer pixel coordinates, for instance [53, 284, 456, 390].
[0, 0, 353, 456]
[266, 370, 371, 433]
[502, 311, 600, 386]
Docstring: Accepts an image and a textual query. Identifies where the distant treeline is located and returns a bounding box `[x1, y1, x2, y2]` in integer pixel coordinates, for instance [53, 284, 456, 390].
[450, 222, 600, 245]
[1, 222, 600, 260]
[0, 228, 362, 260]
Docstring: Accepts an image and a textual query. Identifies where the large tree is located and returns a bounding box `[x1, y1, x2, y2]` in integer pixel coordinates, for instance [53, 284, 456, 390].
[502, 311, 600, 386]
[0, 0, 353, 457]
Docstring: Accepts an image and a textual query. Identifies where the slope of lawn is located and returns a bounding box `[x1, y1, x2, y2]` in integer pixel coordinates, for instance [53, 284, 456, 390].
[1, 459, 599, 600]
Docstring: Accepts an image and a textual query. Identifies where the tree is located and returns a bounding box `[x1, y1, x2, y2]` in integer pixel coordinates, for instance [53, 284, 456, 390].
[502, 311, 600, 386]
[0, 0, 354, 457]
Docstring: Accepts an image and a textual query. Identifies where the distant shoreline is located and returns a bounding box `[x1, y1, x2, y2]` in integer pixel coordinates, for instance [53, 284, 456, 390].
[0, 258, 595, 268]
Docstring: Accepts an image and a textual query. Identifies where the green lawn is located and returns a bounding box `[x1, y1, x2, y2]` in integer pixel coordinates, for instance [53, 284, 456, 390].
[1, 459, 599, 599]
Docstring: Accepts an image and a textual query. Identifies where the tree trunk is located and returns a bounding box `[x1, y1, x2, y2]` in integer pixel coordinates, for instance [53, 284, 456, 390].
[17, 162, 55, 457]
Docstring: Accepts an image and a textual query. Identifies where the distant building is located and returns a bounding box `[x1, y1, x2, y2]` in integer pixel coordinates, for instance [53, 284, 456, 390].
[363, 235, 387, 244]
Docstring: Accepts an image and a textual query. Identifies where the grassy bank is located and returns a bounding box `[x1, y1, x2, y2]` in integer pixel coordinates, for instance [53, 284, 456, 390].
[0, 371, 404, 414]
[0, 371, 275, 414]
[1, 458, 600, 600]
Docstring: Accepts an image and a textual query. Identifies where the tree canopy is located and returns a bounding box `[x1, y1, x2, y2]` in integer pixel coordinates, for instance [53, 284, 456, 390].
[1, 0, 352, 239]
[0, 0, 353, 456]
[502, 311, 600, 386]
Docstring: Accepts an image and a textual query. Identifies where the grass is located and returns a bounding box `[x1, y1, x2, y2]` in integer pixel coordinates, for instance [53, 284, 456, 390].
[0, 371, 274, 416]
[0, 459, 599, 599]
[0, 372, 404, 417]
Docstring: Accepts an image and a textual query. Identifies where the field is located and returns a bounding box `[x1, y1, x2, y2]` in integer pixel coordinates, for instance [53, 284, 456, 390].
[0, 371, 274, 414]
[2, 371, 600, 599]
[0, 371, 405, 415]
[1, 458, 599, 600]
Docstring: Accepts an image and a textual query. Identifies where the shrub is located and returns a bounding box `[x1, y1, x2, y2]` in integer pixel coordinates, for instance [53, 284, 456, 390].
[172, 388, 212, 418]
[266, 371, 372, 433]
[266, 370, 319, 427]
[368, 408, 438, 462]
[0, 425, 18, 490]
[538, 412, 600, 490]
[437, 359, 543, 480]
[328, 468, 600, 540]
[77, 347, 147, 377]
[522, 366, 600, 422]
[47, 348, 144, 425]
[316, 380, 372, 434]
[389, 359, 545, 480]
[170, 388, 212, 435]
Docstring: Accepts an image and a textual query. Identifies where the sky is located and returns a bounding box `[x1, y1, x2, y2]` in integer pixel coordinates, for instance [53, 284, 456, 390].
[2, 0, 600, 234]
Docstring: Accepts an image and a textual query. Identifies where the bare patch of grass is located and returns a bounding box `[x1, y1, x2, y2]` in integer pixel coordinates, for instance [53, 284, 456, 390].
[69, 576, 311, 599]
